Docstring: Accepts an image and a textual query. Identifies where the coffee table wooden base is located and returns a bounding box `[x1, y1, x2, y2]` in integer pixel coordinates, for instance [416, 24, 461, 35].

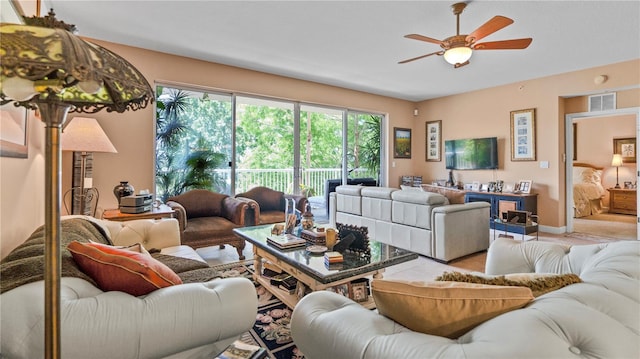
[253, 246, 381, 309]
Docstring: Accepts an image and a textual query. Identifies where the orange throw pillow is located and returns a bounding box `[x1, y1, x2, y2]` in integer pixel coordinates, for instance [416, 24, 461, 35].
[68, 241, 182, 296]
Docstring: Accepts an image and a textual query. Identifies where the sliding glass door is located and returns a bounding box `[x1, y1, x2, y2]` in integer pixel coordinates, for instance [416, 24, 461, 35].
[155, 86, 232, 201]
[235, 96, 294, 194]
[347, 112, 382, 183]
[155, 85, 384, 221]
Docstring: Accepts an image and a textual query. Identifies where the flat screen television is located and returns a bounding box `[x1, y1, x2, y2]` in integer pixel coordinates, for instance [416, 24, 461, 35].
[445, 137, 498, 170]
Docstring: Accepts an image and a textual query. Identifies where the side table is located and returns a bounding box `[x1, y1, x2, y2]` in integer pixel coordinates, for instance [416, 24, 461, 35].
[607, 188, 637, 215]
[102, 204, 175, 221]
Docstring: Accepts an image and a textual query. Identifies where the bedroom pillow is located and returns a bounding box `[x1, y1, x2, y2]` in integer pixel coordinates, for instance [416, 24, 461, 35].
[371, 279, 533, 338]
[435, 271, 582, 297]
[67, 241, 182, 296]
[581, 168, 601, 184]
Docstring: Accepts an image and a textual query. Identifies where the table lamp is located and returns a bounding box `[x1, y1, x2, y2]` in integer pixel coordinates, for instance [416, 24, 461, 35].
[0, 9, 153, 358]
[611, 154, 623, 189]
[61, 117, 117, 215]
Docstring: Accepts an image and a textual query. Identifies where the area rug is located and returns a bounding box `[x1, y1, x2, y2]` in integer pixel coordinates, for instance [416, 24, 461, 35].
[209, 261, 305, 359]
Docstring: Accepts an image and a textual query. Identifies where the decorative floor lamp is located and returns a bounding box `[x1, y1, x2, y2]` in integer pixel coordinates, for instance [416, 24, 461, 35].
[0, 10, 153, 359]
[61, 117, 117, 215]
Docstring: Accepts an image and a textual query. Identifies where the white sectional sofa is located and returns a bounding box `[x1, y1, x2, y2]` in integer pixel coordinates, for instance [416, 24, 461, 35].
[291, 237, 640, 359]
[0, 216, 257, 359]
[329, 185, 491, 262]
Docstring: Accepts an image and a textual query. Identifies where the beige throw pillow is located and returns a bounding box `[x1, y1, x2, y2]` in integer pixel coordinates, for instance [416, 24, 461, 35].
[371, 279, 533, 339]
[435, 271, 582, 297]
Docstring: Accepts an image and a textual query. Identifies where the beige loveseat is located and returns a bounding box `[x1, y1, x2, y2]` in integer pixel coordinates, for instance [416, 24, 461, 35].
[329, 185, 490, 262]
[0, 216, 257, 359]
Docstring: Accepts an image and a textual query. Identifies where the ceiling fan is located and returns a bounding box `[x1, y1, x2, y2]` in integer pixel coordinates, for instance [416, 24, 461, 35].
[399, 2, 532, 68]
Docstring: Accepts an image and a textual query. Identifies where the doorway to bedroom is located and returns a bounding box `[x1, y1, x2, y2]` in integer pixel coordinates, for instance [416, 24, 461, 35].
[566, 108, 639, 240]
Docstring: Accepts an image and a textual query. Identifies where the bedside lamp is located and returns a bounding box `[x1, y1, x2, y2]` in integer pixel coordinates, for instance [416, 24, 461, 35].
[611, 154, 623, 189]
[62, 117, 117, 215]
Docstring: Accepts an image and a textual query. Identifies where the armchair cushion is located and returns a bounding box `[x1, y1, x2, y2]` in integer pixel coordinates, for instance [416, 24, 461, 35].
[371, 279, 534, 339]
[184, 217, 239, 241]
[67, 241, 182, 296]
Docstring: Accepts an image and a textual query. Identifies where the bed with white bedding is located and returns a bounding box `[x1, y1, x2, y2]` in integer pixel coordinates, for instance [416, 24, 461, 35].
[573, 162, 606, 217]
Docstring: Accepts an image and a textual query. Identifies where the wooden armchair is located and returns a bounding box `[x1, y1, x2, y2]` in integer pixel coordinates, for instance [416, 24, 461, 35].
[235, 186, 308, 226]
[166, 189, 248, 259]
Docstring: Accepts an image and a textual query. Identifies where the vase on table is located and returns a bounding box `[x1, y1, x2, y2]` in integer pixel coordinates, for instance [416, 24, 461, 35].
[113, 181, 134, 204]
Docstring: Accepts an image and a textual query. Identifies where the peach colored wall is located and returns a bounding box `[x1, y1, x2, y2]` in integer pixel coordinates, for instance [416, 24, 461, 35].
[0, 113, 45, 259]
[415, 59, 640, 229]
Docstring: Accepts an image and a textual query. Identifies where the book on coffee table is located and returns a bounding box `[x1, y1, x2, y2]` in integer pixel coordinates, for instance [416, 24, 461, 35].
[215, 339, 266, 359]
[267, 234, 306, 249]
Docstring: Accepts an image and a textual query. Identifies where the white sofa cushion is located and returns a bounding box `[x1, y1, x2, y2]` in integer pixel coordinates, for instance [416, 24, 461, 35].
[392, 189, 448, 205]
[335, 184, 365, 196]
[361, 187, 396, 221]
[361, 187, 397, 199]
[336, 185, 363, 215]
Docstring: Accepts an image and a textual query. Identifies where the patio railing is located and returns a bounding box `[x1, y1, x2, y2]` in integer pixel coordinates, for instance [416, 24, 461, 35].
[213, 168, 376, 197]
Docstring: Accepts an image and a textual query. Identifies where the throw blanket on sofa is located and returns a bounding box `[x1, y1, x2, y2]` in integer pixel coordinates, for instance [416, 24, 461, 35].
[1, 218, 238, 294]
[0, 218, 109, 294]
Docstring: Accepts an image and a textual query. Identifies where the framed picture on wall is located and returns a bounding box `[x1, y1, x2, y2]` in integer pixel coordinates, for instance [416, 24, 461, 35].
[425, 120, 441, 161]
[613, 137, 636, 163]
[393, 127, 412, 158]
[510, 108, 536, 161]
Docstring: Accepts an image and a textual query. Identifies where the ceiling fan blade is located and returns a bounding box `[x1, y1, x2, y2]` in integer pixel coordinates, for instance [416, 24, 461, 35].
[473, 38, 533, 50]
[466, 16, 514, 43]
[404, 34, 443, 45]
[398, 51, 444, 64]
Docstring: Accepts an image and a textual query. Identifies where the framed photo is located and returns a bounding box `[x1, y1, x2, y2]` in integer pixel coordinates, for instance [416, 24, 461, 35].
[504, 183, 515, 193]
[327, 283, 350, 298]
[393, 127, 411, 158]
[613, 137, 636, 163]
[510, 108, 536, 161]
[425, 120, 441, 161]
[516, 180, 532, 194]
[350, 281, 368, 302]
[471, 181, 480, 191]
[0, 103, 29, 158]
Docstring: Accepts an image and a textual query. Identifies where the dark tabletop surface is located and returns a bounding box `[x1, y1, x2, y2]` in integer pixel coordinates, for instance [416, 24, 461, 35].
[234, 224, 418, 284]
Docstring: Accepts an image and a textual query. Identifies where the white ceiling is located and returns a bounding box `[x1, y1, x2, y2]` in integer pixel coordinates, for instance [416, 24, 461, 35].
[34, 1, 640, 102]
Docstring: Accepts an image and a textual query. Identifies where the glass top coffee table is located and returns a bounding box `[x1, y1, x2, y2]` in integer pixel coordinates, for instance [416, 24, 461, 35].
[234, 224, 418, 308]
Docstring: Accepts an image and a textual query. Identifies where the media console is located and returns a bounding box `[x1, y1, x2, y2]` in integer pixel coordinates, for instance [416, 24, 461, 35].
[464, 191, 538, 234]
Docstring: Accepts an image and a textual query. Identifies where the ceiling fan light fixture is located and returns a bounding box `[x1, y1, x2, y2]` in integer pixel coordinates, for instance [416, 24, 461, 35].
[443, 46, 472, 65]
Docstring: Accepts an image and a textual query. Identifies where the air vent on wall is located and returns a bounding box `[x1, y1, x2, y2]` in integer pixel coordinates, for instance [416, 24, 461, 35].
[588, 93, 616, 112]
